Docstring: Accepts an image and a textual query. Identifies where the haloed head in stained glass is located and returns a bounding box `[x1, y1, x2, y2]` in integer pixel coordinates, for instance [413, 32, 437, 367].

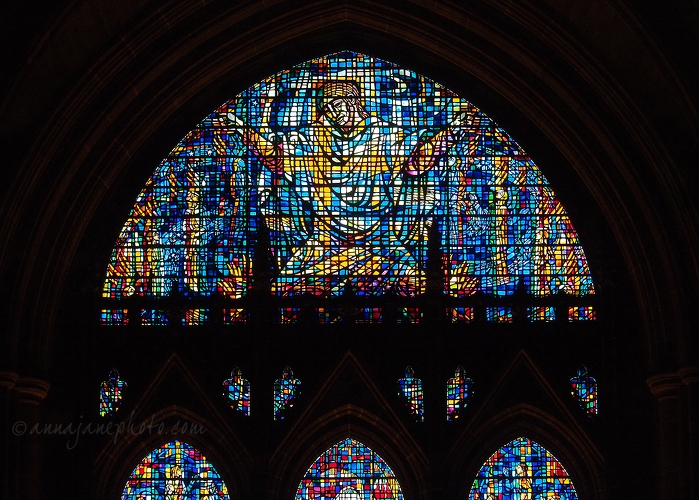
[122, 440, 230, 499]
[104, 51, 594, 301]
[469, 437, 578, 500]
[296, 438, 404, 499]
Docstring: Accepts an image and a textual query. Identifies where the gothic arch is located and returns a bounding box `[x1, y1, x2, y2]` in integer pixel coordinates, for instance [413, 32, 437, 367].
[1, 1, 692, 373]
[94, 405, 254, 500]
[446, 404, 604, 500]
[270, 412, 427, 500]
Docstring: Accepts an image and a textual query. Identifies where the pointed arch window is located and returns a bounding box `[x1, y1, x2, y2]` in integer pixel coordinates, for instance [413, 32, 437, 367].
[99, 369, 127, 417]
[397, 366, 424, 422]
[100, 51, 595, 324]
[222, 367, 250, 416]
[273, 365, 301, 420]
[122, 440, 230, 499]
[469, 437, 578, 499]
[296, 438, 404, 499]
[446, 366, 473, 421]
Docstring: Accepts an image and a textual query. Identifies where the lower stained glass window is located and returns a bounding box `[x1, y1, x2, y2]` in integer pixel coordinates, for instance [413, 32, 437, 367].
[469, 437, 578, 500]
[296, 438, 404, 499]
[122, 440, 230, 499]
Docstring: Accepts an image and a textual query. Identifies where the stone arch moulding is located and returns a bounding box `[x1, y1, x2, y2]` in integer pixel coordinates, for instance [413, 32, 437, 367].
[446, 404, 605, 500]
[5, 1, 680, 372]
[269, 411, 428, 500]
[93, 405, 253, 500]
[267, 351, 428, 499]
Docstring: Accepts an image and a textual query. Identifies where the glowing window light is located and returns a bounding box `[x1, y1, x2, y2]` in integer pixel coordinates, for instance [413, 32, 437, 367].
[469, 437, 578, 500]
[100, 369, 127, 417]
[122, 440, 230, 499]
[102, 52, 594, 315]
[446, 366, 474, 421]
[223, 367, 250, 416]
[570, 364, 598, 416]
[397, 366, 424, 422]
[273, 366, 301, 421]
[295, 438, 404, 499]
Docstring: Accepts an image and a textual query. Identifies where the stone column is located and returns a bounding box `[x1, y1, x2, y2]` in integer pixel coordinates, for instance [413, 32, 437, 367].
[647, 373, 682, 499]
[679, 368, 699, 500]
[0, 372, 19, 499]
[12, 377, 50, 500]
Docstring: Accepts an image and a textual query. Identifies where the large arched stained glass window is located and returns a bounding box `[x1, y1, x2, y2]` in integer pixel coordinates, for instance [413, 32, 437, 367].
[122, 440, 230, 499]
[469, 437, 577, 500]
[296, 438, 404, 499]
[102, 51, 594, 322]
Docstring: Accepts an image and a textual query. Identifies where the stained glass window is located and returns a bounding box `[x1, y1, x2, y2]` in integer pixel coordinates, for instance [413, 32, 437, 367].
[274, 366, 301, 420]
[100, 369, 127, 417]
[446, 366, 473, 421]
[469, 437, 578, 500]
[450, 307, 474, 323]
[222, 367, 250, 416]
[570, 364, 598, 416]
[397, 366, 424, 422]
[102, 52, 594, 320]
[122, 440, 230, 499]
[141, 308, 168, 326]
[296, 438, 404, 499]
[101, 308, 128, 326]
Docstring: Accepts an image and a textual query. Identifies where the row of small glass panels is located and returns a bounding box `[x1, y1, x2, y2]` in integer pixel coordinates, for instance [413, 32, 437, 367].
[101, 306, 596, 325]
[100, 365, 597, 421]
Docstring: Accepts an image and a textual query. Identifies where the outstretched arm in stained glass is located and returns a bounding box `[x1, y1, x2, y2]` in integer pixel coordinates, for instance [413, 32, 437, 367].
[225, 112, 284, 173]
[404, 110, 473, 176]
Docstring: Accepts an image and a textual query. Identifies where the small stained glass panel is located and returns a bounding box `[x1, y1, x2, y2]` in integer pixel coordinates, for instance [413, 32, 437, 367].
[398, 307, 421, 324]
[397, 366, 424, 422]
[100, 369, 127, 417]
[568, 306, 596, 321]
[486, 306, 513, 323]
[182, 308, 209, 326]
[141, 309, 168, 326]
[449, 307, 474, 323]
[280, 307, 301, 324]
[101, 309, 128, 326]
[295, 438, 404, 499]
[528, 305, 555, 321]
[273, 366, 301, 421]
[223, 367, 250, 416]
[223, 308, 248, 324]
[446, 366, 473, 421]
[356, 307, 382, 324]
[571, 364, 598, 416]
[317, 307, 341, 324]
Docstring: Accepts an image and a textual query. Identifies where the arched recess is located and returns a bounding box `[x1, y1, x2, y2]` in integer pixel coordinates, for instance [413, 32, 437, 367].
[94, 406, 253, 500]
[468, 436, 578, 499]
[268, 406, 428, 500]
[445, 404, 604, 500]
[1, 1, 691, 373]
[121, 440, 230, 499]
[295, 438, 405, 499]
